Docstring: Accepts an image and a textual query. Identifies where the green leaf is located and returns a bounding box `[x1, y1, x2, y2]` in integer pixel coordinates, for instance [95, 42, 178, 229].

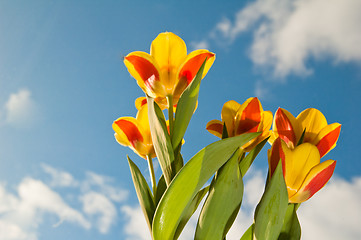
[296, 128, 306, 146]
[173, 144, 184, 174]
[254, 160, 288, 240]
[147, 96, 175, 186]
[171, 59, 206, 149]
[152, 132, 260, 240]
[174, 186, 210, 240]
[222, 122, 229, 139]
[240, 224, 254, 240]
[155, 175, 167, 206]
[195, 148, 244, 240]
[127, 156, 155, 231]
[239, 137, 269, 177]
[278, 204, 301, 240]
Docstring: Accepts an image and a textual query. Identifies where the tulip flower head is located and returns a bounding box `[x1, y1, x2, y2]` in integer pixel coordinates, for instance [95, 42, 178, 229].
[124, 32, 215, 109]
[268, 138, 336, 203]
[112, 104, 155, 159]
[206, 97, 273, 151]
[270, 108, 341, 158]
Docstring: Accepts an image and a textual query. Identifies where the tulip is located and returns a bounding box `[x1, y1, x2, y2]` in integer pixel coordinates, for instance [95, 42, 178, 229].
[271, 108, 341, 158]
[206, 97, 273, 151]
[124, 32, 215, 110]
[268, 138, 336, 203]
[112, 104, 154, 159]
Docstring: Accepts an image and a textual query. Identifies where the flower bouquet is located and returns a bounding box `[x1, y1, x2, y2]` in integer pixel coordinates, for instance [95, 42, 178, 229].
[113, 32, 341, 240]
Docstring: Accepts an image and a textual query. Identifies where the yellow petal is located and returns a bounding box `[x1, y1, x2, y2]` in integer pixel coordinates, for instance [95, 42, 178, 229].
[112, 117, 143, 147]
[262, 111, 273, 130]
[136, 104, 150, 130]
[297, 108, 328, 143]
[150, 32, 187, 94]
[206, 119, 223, 138]
[282, 142, 320, 198]
[135, 97, 147, 110]
[151, 32, 187, 69]
[273, 108, 302, 148]
[289, 160, 336, 203]
[236, 97, 262, 135]
[221, 100, 241, 137]
[124, 51, 164, 97]
[178, 49, 215, 84]
[173, 50, 215, 99]
[315, 123, 341, 158]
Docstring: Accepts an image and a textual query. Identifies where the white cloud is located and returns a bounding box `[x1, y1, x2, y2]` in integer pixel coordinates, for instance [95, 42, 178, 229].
[82, 171, 128, 203]
[41, 164, 79, 188]
[299, 176, 361, 240]
[0, 164, 130, 239]
[121, 205, 151, 240]
[0, 178, 90, 240]
[0, 220, 32, 240]
[190, 40, 209, 51]
[204, 0, 361, 77]
[254, 80, 271, 100]
[2, 89, 39, 127]
[81, 191, 117, 234]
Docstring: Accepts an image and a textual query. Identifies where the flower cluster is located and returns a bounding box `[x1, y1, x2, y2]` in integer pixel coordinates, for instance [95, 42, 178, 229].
[112, 32, 341, 240]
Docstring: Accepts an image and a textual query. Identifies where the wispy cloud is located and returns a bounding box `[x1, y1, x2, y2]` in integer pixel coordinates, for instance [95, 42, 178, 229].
[121, 205, 151, 240]
[1, 89, 39, 128]
[41, 164, 79, 188]
[0, 179, 90, 240]
[81, 191, 117, 234]
[196, 0, 361, 78]
[82, 171, 129, 203]
[0, 164, 129, 240]
[254, 80, 271, 100]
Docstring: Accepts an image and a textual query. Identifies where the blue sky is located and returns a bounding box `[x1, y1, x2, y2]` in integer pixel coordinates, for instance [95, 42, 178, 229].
[0, 1, 361, 239]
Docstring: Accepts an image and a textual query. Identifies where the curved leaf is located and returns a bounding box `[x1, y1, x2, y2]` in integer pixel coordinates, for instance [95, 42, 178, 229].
[152, 132, 260, 240]
[278, 204, 301, 240]
[254, 160, 288, 240]
[155, 175, 167, 206]
[174, 186, 210, 239]
[127, 156, 155, 231]
[240, 224, 254, 240]
[147, 96, 175, 185]
[239, 137, 269, 177]
[195, 148, 244, 239]
[171, 59, 206, 149]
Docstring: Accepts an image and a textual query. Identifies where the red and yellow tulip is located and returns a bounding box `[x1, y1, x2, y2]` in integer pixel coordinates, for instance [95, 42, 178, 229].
[123, 32, 215, 109]
[112, 104, 155, 159]
[270, 108, 341, 158]
[206, 97, 273, 151]
[268, 138, 336, 203]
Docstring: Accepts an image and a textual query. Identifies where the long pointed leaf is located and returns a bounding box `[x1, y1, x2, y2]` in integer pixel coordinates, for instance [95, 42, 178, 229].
[174, 186, 210, 239]
[127, 156, 155, 231]
[155, 175, 167, 206]
[240, 224, 254, 240]
[147, 96, 175, 185]
[254, 160, 288, 240]
[239, 137, 269, 177]
[278, 204, 301, 240]
[195, 148, 244, 239]
[171, 59, 206, 149]
[152, 132, 260, 240]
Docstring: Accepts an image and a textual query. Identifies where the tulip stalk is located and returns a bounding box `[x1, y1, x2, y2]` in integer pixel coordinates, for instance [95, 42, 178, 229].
[167, 95, 174, 136]
[146, 154, 157, 196]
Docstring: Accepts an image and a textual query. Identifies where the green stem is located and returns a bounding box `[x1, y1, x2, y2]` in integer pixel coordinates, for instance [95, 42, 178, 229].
[146, 154, 157, 196]
[167, 95, 174, 136]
